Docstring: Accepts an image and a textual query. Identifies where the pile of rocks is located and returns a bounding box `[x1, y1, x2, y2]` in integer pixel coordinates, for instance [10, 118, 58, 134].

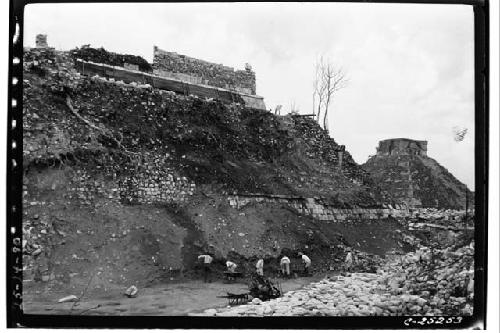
[410, 208, 471, 223]
[197, 273, 432, 317]
[291, 116, 370, 187]
[196, 244, 474, 317]
[70, 46, 152, 72]
[380, 244, 474, 315]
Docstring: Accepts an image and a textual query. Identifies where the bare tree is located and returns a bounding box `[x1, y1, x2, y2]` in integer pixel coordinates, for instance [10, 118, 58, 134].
[274, 105, 282, 115]
[313, 56, 348, 131]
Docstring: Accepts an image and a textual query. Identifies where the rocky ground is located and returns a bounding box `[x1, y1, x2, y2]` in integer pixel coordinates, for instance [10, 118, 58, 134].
[23, 277, 321, 316]
[21, 48, 476, 318]
[195, 243, 474, 317]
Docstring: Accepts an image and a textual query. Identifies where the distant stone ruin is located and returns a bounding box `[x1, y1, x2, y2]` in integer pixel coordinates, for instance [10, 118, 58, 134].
[376, 138, 427, 157]
[364, 138, 471, 209]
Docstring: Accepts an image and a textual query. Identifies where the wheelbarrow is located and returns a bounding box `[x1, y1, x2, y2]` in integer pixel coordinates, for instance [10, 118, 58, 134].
[217, 292, 250, 305]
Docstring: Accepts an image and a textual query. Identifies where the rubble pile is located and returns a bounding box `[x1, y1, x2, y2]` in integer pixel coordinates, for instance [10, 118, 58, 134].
[198, 244, 473, 317]
[380, 244, 474, 315]
[408, 208, 472, 225]
[291, 116, 368, 185]
[70, 46, 153, 72]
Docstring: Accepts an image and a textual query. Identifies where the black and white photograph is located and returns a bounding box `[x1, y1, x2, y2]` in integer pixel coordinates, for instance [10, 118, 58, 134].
[5, 0, 493, 329]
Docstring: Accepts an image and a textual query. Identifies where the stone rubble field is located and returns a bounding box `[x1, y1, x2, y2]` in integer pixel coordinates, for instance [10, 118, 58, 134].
[195, 244, 474, 317]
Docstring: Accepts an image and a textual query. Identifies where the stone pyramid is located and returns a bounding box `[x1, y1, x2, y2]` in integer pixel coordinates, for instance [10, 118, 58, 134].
[362, 138, 472, 210]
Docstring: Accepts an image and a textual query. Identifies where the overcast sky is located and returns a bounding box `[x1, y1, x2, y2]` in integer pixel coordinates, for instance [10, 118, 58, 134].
[24, 2, 475, 189]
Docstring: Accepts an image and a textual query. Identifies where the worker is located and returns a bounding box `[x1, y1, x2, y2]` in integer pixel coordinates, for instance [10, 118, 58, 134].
[353, 251, 359, 267]
[256, 258, 264, 276]
[226, 260, 238, 273]
[198, 254, 213, 283]
[225, 260, 238, 281]
[345, 251, 353, 272]
[298, 252, 312, 275]
[280, 255, 291, 277]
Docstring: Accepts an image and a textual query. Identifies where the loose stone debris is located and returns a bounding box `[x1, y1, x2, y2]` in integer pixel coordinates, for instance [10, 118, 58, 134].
[57, 295, 79, 303]
[124, 285, 139, 298]
[195, 243, 474, 317]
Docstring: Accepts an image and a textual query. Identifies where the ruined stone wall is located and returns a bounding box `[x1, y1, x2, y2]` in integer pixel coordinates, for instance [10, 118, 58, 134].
[35, 34, 48, 48]
[227, 194, 409, 222]
[227, 194, 466, 223]
[364, 138, 470, 209]
[153, 46, 256, 95]
[376, 138, 427, 156]
[290, 115, 371, 186]
[74, 59, 266, 110]
[24, 156, 196, 208]
[67, 167, 195, 206]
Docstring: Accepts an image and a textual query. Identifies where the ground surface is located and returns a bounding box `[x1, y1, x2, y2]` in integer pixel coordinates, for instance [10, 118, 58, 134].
[23, 276, 321, 316]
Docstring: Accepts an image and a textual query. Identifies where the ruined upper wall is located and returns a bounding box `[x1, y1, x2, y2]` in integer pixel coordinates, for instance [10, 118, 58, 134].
[35, 34, 48, 48]
[376, 138, 427, 157]
[153, 46, 256, 95]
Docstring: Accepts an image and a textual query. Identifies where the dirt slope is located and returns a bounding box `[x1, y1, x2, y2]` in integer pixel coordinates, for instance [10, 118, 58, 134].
[22, 48, 408, 295]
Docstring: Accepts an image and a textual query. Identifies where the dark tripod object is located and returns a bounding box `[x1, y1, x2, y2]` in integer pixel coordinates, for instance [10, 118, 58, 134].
[248, 273, 282, 301]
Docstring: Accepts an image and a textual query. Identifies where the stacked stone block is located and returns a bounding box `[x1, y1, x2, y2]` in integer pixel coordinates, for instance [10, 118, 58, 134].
[376, 138, 428, 157]
[65, 167, 196, 206]
[227, 194, 425, 223]
[153, 46, 256, 95]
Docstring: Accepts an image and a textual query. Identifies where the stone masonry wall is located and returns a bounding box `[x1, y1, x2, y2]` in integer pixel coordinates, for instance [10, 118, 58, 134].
[24, 163, 196, 208]
[153, 46, 256, 95]
[227, 194, 409, 222]
[227, 194, 466, 223]
[376, 138, 427, 157]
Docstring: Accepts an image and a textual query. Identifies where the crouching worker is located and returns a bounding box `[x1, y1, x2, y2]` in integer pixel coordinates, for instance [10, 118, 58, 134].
[226, 260, 238, 273]
[198, 253, 213, 283]
[299, 252, 312, 276]
[256, 258, 264, 276]
[280, 256, 291, 278]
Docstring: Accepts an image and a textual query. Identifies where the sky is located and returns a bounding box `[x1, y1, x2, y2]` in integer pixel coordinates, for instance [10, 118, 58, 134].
[24, 2, 475, 189]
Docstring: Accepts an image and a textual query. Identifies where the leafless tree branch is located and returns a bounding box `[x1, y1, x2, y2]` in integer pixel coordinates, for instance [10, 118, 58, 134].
[312, 56, 348, 131]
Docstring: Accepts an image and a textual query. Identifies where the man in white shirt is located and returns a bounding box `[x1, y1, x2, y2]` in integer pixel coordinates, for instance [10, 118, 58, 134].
[226, 260, 237, 273]
[198, 254, 213, 283]
[256, 258, 264, 276]
[225, 260, 238, 281]
[299, 252, 311, 275]
[280, 256, 291, 277]
[345, 251, 353, 272]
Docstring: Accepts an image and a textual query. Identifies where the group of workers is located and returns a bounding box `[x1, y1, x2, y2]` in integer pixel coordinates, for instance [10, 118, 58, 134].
[198, 249, 360, 282]
[197, 252, 312, 282]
